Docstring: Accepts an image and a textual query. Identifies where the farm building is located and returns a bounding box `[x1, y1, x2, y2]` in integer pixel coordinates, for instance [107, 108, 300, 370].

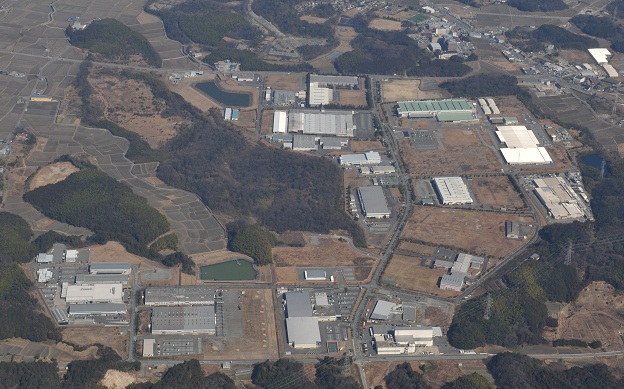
[89, 262, 131, 275]
[65, 284, 124, 304]
[286, 317, 321, 348]
[151, 305, 216, 335]
[432, 177, 473, 205]
[144, 286, 216, 306]
[357, 186, 391, 218]
[396, 99, 471, 118]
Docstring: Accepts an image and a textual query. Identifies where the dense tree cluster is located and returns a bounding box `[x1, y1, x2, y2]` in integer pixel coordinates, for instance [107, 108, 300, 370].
[66, 18, 161, 67]
[63, 346, 139, 388]
[147, 0, 260, 46]
[314, 357, 361, 389]
[33, 230, 86, 253]
[229, 224, 276, 265]
[505, 25, 598, 52]
[161, 252, 196, 275]
[487, 353, 623, 388]
[334, 18, 470, 76]
[252, 0, 335, 39]
[384, 362, 429, 389]
[150, 232, 179, 252]
[252, 359, 314, 388]
[442, 373, 491, 389]
[440, 74, 526, 98]
[0, 262, 60, 342]
[0, 211, 37, 263]
[24, 169, 170, 258]
[570, 15, 624, 54]
[0, 361, 61, 389]
[506, 0, 567, 12]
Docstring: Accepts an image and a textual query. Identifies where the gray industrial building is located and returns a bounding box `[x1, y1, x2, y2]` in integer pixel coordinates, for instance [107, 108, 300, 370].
[75, 274, 129, 285]
[151, 305, 216, 335]
[144, 286, 216, 306]
[68, 303, 127, 317]
[293, 134, 317, 151]
[309, 74, 359, 87]
[285, 292, 313, 317]
[357, 186, 391, 218]
[89, 262, 131, 275]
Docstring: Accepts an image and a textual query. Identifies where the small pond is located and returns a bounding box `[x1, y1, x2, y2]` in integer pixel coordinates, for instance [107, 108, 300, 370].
[195, 81, 251, 107]
[200, 259, 257, 281]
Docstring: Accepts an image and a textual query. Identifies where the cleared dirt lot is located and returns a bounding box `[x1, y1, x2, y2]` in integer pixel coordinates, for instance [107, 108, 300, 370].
[398, 241, 436, 256]
[62, 327, 128, 359]
[0, 338, 99, 363]
[273, 236, 376, 267]
[336, 89, 367, 107]
[402, 207, 535, 260]
[368, 18, 402, 31]
[380, 79, 448, 102]
[557, 282, 624, 351]
[88, 68, 188, 147]
[29, 162, 79, 190]
[100, 370, 138, 389]
[400, 129, 503, 176]
[382, 254, 459, 298]
[350, 140, 385, 152]
[265, 74, 303, 90]
[471, 176, 525, 209]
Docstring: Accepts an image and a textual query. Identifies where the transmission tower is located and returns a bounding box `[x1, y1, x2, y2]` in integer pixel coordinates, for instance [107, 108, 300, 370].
[483, 294, 492, 320]
[564, 240, 573, 266]
[342, 352, 351, 376]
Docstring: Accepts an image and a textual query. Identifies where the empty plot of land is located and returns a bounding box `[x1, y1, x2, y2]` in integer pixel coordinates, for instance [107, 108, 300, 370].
[381, 79, 447, 102]
[299, 15, 328, 24]
[350, 140, 385, 152]
[100, 370, 137, 389]
[398, 241, 436, 256]
[29, 162, 79, 190]
[471, 176, 525, 209]
[382, 254, 459, 298]
[62, 327, 128, 359]
[336, 89, 367, 107]
[368, 18, 402, 31]
[402, 207, 535, 259]
[400, 129, 502, 175]
[273, 236, 376, 267]
[557, 282, 624, 351]
[265, 74, 303, 90]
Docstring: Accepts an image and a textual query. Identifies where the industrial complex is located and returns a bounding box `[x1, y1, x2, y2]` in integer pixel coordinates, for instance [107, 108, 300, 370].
[533, 176, 586, 220]
[432, 177, 473, 205]
[357, 186, 391, 218]
[496, 125, 553, 165]
[396, 99, 473, 122]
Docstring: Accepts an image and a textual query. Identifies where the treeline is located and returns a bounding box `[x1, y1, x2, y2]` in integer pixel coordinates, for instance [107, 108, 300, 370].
[229, 224, 276, 265]
[0, 361, 61, 389]
[66, 18, 161, 67]
[131, 359, 235, 389]
[63, 345, 140, 388]
[202, 47, 314, 72]
[505, 25, 598, 52]
[440, 74, 527, 98]
[252, 0, 335, 39]
[24, 169, 170, 258]
[383, 362, 491, 389]
[0, 211, 38, 262]
[488, 352, 623, 388]
[506, 0, 567, 12]
[252, 357, 361, 389]
[146, 0, 260, 46]
[570, 15, 624, 54]
[33, 230, 87, 253]
[333, 17, 470, 76]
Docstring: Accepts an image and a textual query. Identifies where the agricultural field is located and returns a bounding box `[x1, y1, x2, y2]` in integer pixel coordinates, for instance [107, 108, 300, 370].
[402, 207, 535, 260]
[382, 254, 459, 298]
[399, 128, 502, 176]
[471, 176, 525, 209]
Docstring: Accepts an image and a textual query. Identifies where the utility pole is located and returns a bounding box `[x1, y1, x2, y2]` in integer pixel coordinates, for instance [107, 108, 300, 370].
[484, 294, 492, 320]
[342, 352, 351, 376]
[565, 240, 573, 266]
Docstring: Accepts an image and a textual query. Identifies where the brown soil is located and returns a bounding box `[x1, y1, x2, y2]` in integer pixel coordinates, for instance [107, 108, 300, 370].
[29, 162, 79, 190]
[88, 68, 187, 147]
[62, 327, 128, 359]
[100, 370, 137, 389]
[382, 254, 459, 299]
[471, 176, 525, 209]
[337, 89, 367, 107]
[87, 241, 165, 269]
[0, 338, 99, 363]
[299, 15, 328, 24]
[402, 207, 535, 260]
[400, 128, 502, 176]
[380, 79, 448, 102]
[273, 236, 376, 267]
[368, 18, 402, 31]
[265, 74, 303, 90]
[398, 241, 436, 256]
[274, 266, 298, 284]
[557, 282, 624, 351]
[350, 140, 385, 152]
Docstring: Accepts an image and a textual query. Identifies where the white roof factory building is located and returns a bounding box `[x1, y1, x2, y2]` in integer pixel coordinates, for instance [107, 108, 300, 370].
[65, 284, 124, 304]
[496, 125, 553, 165]
[357, 186, 390, 218]
[533, 177, 585, 220]
[288, 110, 355, 137]
[396, 99, 472, 118]
[286, 317, 321, 348]
[394, 327, 434, 347]
[151, 305, 216, 335]
[432, 177, 473, 205]
[340, 151, 381, 166]
[588, 48, 612, 64]
[68, 303, 127, 317]
[370, 300, 395, 321]
[89, 262, 131, 275]
[144, 286, 215, 306]
[272, 111, 287, 133]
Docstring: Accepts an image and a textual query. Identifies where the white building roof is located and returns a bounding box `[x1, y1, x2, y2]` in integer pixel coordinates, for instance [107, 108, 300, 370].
[370, 300, 394, 320]
[603, 64, 619, 77]
[310, 74, 358, 86]
[286, 317, 321, 348]
[432, 177, 473, 204]
[340, 151, 381, 165]
[496, 126, 540, 148]
[358, 186, 390, 218]
[143, 338, 155, 357]
[308, 82, 332, 106]
[68, 303, 127, 316]
[289, 110, 355, 137]
[500, 147, 553, 165]
[273, 111, 287, 133]
[89, 262, 131, 274]
[440, 273, 465, 290]
[588, 48, 612, 64]
[36, 253, 53, 263]
[65, 284, 124, 304]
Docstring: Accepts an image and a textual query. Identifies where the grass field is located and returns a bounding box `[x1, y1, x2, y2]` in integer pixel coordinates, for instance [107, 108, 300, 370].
[368, 18, 403, 31]
[273, 236, 376, 267]
[398, 241, 436, 256]
[471, 176, 525, 209]
[402, 207, 535, 260]
[409, 13, 430, 23]
[382, 254, 459, 298]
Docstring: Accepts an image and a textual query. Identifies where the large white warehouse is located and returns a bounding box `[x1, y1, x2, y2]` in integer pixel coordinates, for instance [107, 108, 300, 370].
[272, 111, 287, 133]
[432, 177, 473, 205]
[357, 186, 390, 218]
[496, 125, 552, 165]
[65, 284, 124, 304]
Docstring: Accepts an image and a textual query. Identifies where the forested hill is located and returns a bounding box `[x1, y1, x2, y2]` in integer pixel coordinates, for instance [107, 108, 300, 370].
[506, 0, 568, 12]
[66, 18, 161, 67]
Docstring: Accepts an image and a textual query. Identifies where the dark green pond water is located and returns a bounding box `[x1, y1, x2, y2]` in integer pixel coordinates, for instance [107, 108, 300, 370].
[200, 259, 257, 281]
[195, 81, 251, 107]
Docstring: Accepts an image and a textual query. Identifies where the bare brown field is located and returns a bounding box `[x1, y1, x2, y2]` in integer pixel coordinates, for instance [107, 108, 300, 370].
[423, 360, 469, 388]
[29, 162, 79, 190]
[62, 327, 128, 359]
[299, 15, 327, 24]
[471, 176, 525, 209]
[557, 282, 624, 351]
[368, 18, 402, 31]
[171, 82, 222, 111]
[381, 79, 448, 102]
[265, 74, 303, 90]
[344, 168, 372, 189]
[382, 254, 459, 298]
[402, 207, 535, 260]
[201, 289, 278, 360]
[492, 95, 529, 121]
[558, 49, 593, 64]
[482, 59, 523, 73]
[88, 68, 187, 147]
[260, 109, 275, 135]
[351, 140, 385, 152]
[273, 236, 376, 267]
[100, 370, 138, 389]
[275, 266, 298, 284]
[87, 241, 165, 268]
[0, 338, 99, 363]
[399, 129, 502, 175]
[398, 241, 436, 256]
[337, 89, 367, 107]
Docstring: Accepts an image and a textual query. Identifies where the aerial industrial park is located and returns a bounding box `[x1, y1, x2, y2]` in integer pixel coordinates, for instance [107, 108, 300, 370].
[2, 0, 624, 387]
